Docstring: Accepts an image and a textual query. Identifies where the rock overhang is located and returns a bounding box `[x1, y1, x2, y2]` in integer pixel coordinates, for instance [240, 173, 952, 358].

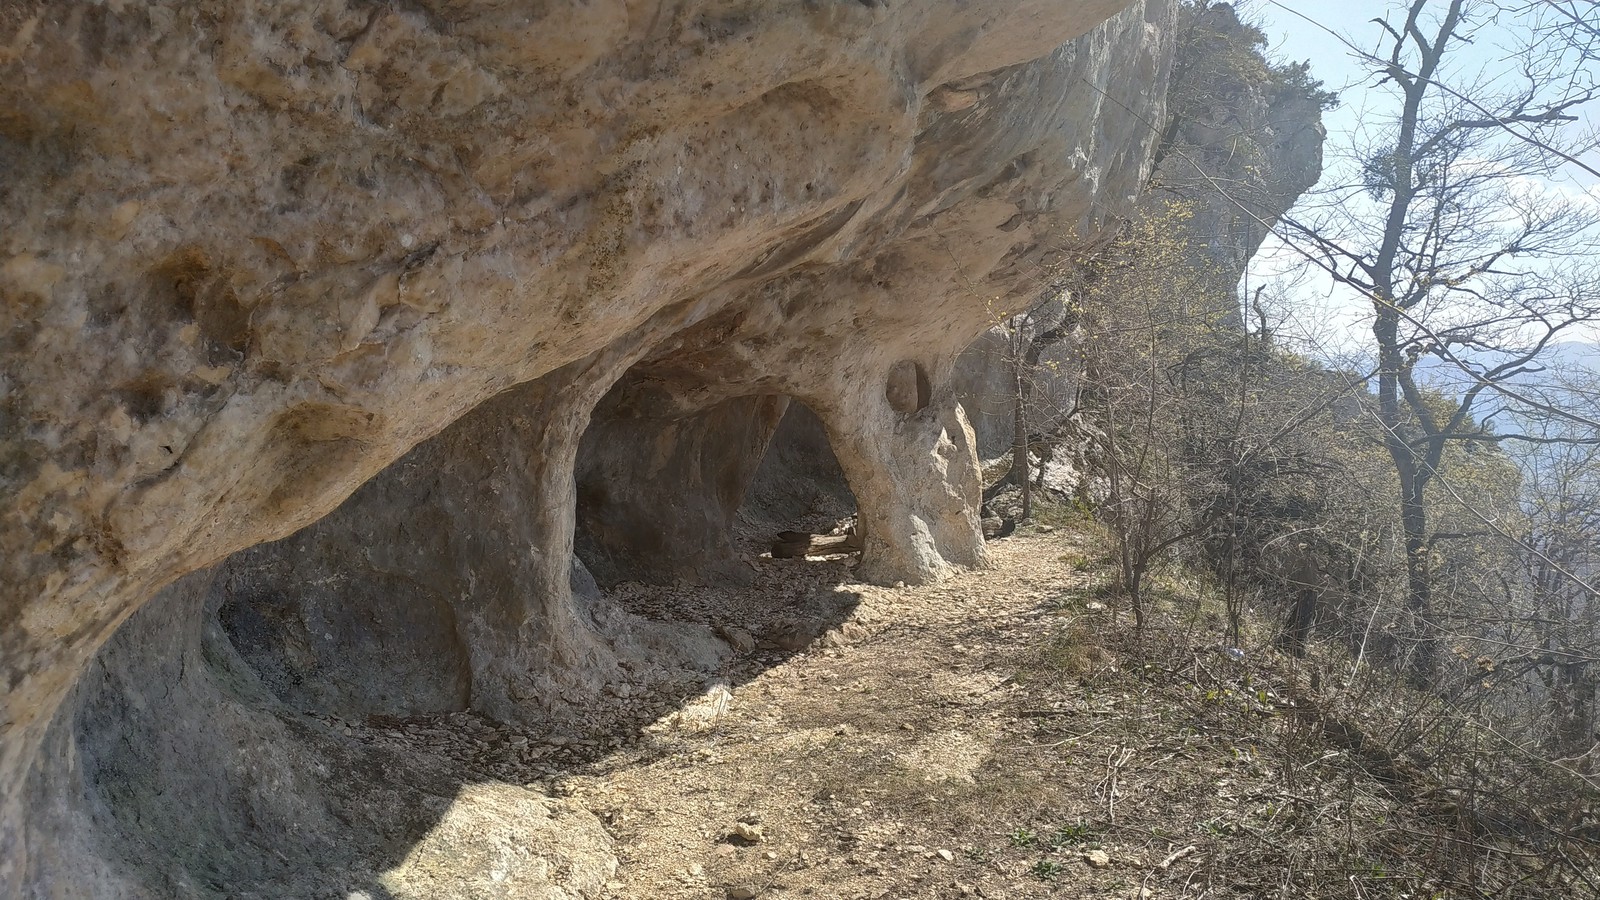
[0, 1, 1180, 894]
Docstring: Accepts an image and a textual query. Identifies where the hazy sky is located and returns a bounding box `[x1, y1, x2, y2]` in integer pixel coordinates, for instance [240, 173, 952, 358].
[1253, 0, 1599, 174]
[1241, 0, 1600, 356]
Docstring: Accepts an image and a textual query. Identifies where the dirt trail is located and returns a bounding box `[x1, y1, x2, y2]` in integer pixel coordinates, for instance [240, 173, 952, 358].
[346, 527, 1433, 899]
[577, 525, 1434, 900]
[565, 527, 1253, 900]
[571, 531, 1077, 899]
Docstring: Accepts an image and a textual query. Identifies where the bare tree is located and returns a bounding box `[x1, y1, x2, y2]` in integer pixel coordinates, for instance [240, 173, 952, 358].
[1074, 203, 1354, 633]
[1001, 296, 1077, 522]
[1277, 0, 1600, 677]
[1504, 401, 1600, 759]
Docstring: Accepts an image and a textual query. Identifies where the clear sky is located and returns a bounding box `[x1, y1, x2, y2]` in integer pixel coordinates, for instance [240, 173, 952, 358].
[1241, 0, 1600, 359]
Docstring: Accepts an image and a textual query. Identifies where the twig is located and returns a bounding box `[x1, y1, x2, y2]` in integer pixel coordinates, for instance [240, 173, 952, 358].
[1159, 844, 1199, 871]
[1043, 722, 1108, 748]
[1096, 745, 1137, 821]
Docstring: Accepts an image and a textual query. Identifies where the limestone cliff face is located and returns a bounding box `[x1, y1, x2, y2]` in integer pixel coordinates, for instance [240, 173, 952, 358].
[1147, 0, 1326, 275]
[0, 1, 1177, 894]
[951, 302, 1080, 462]
[951, 0, 1327, 462]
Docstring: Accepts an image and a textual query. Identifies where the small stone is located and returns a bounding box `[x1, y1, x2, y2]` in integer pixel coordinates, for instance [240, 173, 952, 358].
[937, 849, 954, 861]
[733, 821, 766, 843]
[717, 625, 758, 654]
[1036, 524, 1056, 533]
[1085, 849, 1111, 868]
[728, 886, 760, 900]
[900, 722, 915, 731]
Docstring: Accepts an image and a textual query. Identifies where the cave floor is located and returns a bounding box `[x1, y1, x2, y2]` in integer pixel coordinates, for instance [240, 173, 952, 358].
[325, 526, 1456, 899]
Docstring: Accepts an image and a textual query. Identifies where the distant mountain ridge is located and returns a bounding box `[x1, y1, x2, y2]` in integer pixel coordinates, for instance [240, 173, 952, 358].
[1413, 340, 1599, 393]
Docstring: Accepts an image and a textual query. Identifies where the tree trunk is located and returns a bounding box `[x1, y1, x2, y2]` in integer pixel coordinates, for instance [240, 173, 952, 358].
[1280, 588, 1317, 657]
[1128, 562, 1147, 633]
[770, 529, 863, 559]
[1374, 310, 1438, 680]
[1551, 661, 1595, 758]
[1012, 354, 1032, 520]
[1398, 480, 1437, 678]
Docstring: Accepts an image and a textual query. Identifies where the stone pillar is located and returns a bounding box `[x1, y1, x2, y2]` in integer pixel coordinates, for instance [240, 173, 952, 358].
[812, 361, 987, 585]
[442, 348, 649, 719]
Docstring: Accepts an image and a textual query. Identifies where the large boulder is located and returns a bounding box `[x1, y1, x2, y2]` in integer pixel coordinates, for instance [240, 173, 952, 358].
[0, 0, 1178, 894]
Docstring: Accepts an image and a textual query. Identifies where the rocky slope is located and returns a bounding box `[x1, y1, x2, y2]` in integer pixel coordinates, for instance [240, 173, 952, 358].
[2, 1, 1181, 895]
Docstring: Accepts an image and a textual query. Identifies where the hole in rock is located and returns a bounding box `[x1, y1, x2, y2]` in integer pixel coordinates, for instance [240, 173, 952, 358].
[579, 368, 864, 598]
[573, 379, 864, 634]
[736, 399, 860, 555]
[886, 358, 931, 414]
[573, 390, 795, 591]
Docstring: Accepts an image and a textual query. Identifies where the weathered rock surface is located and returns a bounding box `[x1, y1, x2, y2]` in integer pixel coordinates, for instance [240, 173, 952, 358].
[950, 0, 1327, 469]
[1146, 0, 1326, 273]
[0, 0, 1180, 895]
[25, 570, 621, 898]
[952, 314, 1081, 462]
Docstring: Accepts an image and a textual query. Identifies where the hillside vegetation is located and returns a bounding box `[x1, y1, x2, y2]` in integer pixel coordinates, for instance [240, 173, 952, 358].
[1006, 4, 1600, 892]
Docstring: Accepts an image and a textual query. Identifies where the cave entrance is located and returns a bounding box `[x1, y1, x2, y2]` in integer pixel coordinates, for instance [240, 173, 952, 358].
[44, 380, 869, 898]
[569, 387, 863, 639]
[570, 380, 864, 591]
[736, 399, 860, 562]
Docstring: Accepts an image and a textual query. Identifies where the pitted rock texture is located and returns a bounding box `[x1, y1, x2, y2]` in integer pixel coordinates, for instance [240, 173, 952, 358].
[1, 0, 1178, 895]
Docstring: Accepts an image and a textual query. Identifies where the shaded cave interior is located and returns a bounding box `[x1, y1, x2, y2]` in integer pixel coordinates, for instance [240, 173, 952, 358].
[27, 358, 892, 895]
[213, 386, 866, 725]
